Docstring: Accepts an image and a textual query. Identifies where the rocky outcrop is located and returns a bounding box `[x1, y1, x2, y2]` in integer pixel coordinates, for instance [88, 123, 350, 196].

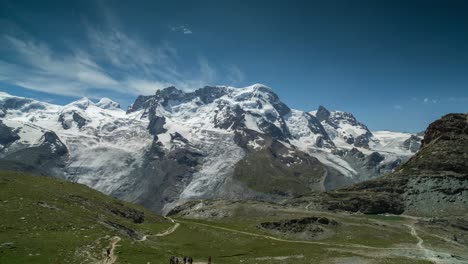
[314, 106, 374, 148]
[58, 111, 88, 129]
[321, 113, 468, 217]
[0, 120, 20, 146]
[257, 216, 338, 240]
[315, 105, 331, 122]
[421, 113, 468, 148]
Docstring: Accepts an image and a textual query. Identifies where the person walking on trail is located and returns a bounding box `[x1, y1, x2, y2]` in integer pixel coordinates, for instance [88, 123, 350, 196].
[208, 256, 212, 264]
[183, 256, 187, 264]
[106, 248, 111, 258]
[170, 256, 175, 264]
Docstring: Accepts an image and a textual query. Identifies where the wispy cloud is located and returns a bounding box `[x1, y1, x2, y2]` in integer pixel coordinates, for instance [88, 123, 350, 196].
[448, 96, 468, 102]
[423, 97, 437, 104]
[393, 104, 403, 110]
[170, 25, 193, 34]
[0, 10, 244, 98]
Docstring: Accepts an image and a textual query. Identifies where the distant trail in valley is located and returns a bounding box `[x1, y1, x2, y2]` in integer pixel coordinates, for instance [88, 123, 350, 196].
[139, 217, 180, 241]
[174, 219, 468, 263]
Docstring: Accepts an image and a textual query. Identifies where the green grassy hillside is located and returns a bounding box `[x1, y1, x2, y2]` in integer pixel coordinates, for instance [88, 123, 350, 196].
[1, 171, 466, 264]
[0, 171, 172, 263]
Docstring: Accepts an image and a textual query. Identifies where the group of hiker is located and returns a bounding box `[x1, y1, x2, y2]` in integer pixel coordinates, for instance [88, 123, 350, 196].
[170, 255, 212, 264]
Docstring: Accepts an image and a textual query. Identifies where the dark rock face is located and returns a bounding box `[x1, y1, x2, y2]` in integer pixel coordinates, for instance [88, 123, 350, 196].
[304, 113, 333, 146]
[365, 152, 385, 168]
[422, 113, 468, 148]
[110, 207, 145, 224]
[354, 133, 371, 148]
[194, 86, 229, 104]
[316, 106, 373, 148]
[259, 216, 338, 233]
[0, 120, 20, 146]
[213, 104, 245, 130]
[335, 148, 399, 181]
[0, 131, 69, 177]
[315, 106, 331, 122]
[399, 113, 468, 175]
[257, 118, 290, 141]
[42, 131, 68, 156]
[148, 116, 167, 136]
[126, 95, 153, 113]
[257, 216, 337, 239]
[112, 140, 203, 213]
[58, 111, 88, 129]
[402, 135, 422, 153]
[72, 112, 87, 128]
[170, 132, 189, 144]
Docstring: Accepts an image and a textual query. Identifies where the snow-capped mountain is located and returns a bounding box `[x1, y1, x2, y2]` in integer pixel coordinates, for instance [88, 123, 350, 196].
[0, 85, 422, 214]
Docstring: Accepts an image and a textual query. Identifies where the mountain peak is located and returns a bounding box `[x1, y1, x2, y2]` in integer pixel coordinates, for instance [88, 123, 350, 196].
[316, 105, 331, 122]
[96, 97, 120, 110]
[68, 97, 94, 110]
[157, 86, 181, 95]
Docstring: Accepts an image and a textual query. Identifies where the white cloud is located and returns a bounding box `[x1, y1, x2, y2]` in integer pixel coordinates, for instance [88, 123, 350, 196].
[125, 79, 172, 95]
[393, 104, 403, 110]
[226, 64, 246, 84]
[0, 16, 244, 98]
[0, 35, 120, 96]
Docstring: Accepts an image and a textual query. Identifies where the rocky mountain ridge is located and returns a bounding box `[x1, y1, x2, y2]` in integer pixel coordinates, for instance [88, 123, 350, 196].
[0, 85, 422, 213]
[304, 113, 468, 217]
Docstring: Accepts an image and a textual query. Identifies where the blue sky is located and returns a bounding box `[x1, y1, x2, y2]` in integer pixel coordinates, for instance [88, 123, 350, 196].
[0, 0, 467, 132]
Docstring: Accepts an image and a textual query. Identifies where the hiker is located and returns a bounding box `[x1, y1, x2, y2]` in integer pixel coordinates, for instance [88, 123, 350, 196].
[189, 257, 193, 264]
[170, 256, 174, 264]
[176, 257, 179, 264]
[208, 256, 212, 264]
[106, 248, 111, 258]
[183, 256, 187, 264]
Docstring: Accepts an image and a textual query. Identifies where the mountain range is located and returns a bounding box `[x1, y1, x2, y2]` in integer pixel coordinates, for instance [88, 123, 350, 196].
[0, 84, 422, 214]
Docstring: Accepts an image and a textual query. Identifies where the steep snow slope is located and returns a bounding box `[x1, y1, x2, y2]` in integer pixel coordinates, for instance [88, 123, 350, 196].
[0, 92, 153, 195]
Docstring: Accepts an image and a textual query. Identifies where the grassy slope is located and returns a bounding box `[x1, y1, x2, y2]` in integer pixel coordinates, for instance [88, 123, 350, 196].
[233, 149, 325, 195]
[0, 171, 449, 263]
[0, 171, 172, 263]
